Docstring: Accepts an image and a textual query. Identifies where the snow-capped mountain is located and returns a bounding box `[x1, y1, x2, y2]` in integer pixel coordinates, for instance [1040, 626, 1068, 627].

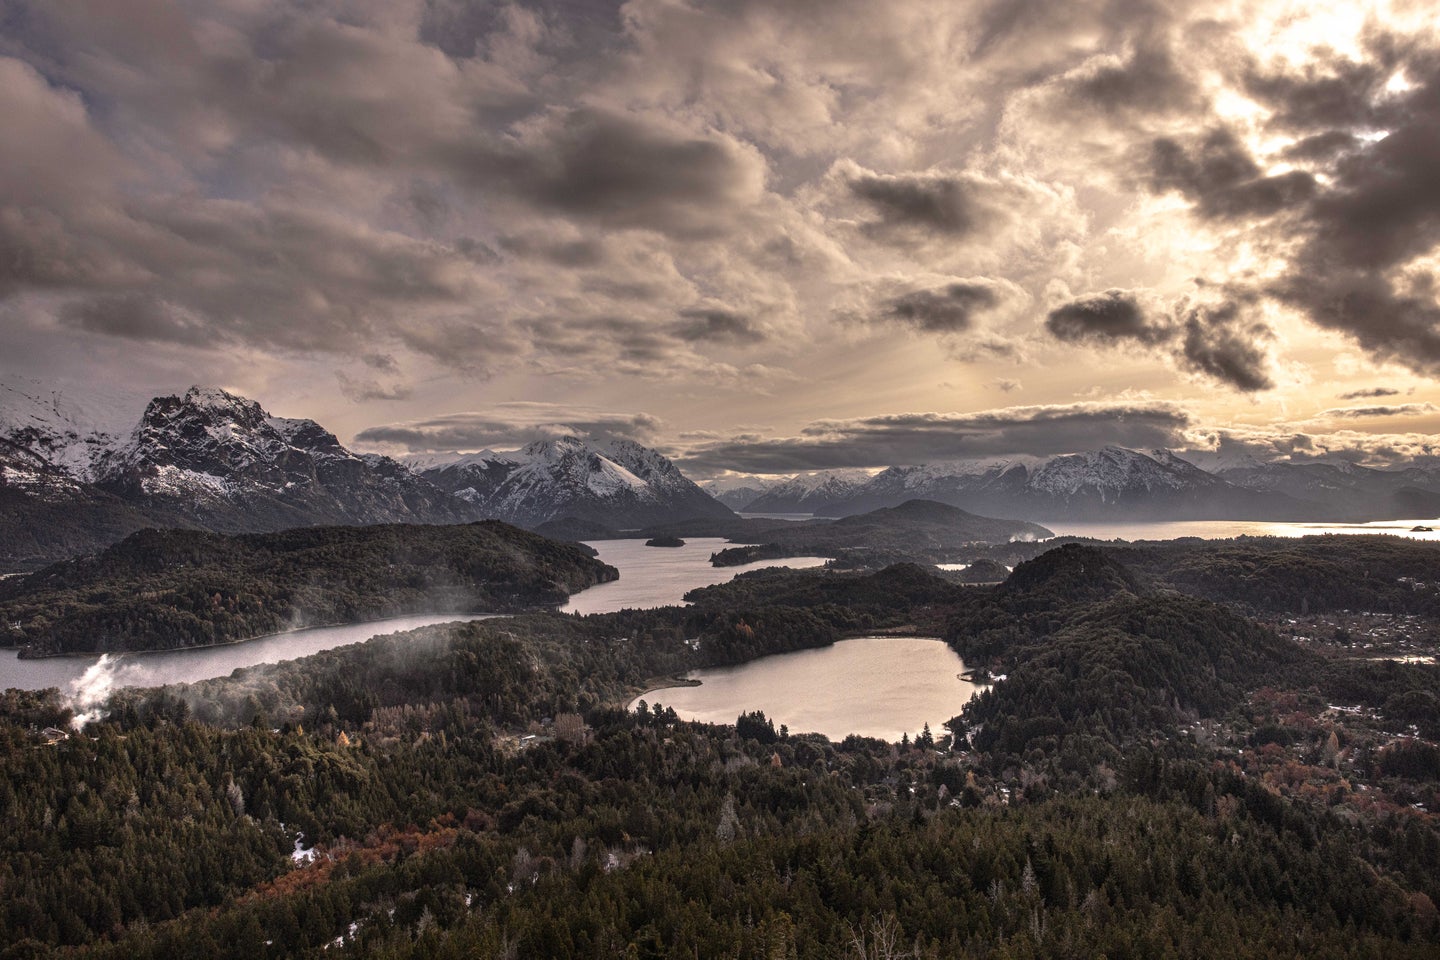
[829, 447, 1312, 521]
[741, 469, 874, 514]
[0, 378, 144, 479]
[0, 380, 172, 567]
[91, 387, 479, 531]
[0, 383, 496, 569]
[699, 474, 778, 510]
[404, 450, 523, 508]
[1215, 459, 1440, 518]
[416, 435, 736, 529]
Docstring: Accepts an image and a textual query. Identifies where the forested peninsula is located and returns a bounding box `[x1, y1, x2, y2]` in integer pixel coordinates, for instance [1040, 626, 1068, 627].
[0, 522, 616, 658]
[2, 544, 1438, 957]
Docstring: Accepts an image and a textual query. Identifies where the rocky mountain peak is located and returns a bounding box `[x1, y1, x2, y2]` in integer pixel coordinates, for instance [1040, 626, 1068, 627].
[415, 434, 733, 528]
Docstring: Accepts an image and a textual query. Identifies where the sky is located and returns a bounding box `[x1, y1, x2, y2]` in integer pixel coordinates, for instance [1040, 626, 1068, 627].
[2, 0, 1440, 477]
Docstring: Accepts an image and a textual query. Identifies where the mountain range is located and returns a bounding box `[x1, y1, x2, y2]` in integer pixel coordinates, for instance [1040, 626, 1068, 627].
[6, 379, 1440, 571]
[705, 446, 1440, 522]
[407, 437, 734, 530]
[0, 383, 733, 569]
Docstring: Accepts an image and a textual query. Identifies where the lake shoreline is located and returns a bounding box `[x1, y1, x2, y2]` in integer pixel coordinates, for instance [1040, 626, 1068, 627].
[627, 675, 704, 704]
[628, 636, 981, 742]
[8, 607, 518, 661]
[1, 540, 833, 692]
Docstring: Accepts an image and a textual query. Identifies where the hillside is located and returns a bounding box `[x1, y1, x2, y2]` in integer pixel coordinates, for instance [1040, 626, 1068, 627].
[1, 545, 1436, 957]
[1112, 534, 1440, 616]
[710, 499, 1052, 565]
[0, 521, 615, 657]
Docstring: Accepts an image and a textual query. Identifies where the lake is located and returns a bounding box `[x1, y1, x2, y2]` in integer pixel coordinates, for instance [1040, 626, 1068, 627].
[635, 636, 981, 742]
[745, 514, 1440, 543]
[0, 537, 825, 692]
[558, 537, 827, 615]
[1042, 518, 1440, 542]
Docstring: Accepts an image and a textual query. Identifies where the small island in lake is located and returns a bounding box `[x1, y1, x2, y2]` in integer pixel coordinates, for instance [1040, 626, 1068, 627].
[645, 535, 686, 547]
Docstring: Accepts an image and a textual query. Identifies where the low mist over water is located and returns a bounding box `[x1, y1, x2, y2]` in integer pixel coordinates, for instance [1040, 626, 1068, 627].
[638, 636, 981, 742]
[0, 539, 828, 693]
[0, 614, 502, 699]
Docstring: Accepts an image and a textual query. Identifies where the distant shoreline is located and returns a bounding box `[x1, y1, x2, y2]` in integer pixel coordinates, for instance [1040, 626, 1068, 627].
[10, 609, 507, 661]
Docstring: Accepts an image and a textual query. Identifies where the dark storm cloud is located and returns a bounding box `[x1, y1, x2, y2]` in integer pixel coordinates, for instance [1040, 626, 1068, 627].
[1243, 55, 1389, 133]
[673, 309, 765, 344]
[679, 402, 1193, 472]
[1067, 43, 1197, 115]
[482, 107, 767, 238]
[1281, 131, 1364, 163]
[881, 282, 1004, 333]
[355, 404, 662, 451]
[847, 172, 982, 236]
[57, 294, 211, 347]
[42, 202, 497, 358]
[1337, 387, 1401, 400]
[1177, 297, 1274, 392]
[1133, 33, 1440, 378]
[0, 5, 766, 385]
[1266, 60, 1440, 372]
[1047, 289, 1274, 391]
[1149, 129, 1316, 221]
[1045, 289, 1172, 346]
[1320, 403, 1437, 419]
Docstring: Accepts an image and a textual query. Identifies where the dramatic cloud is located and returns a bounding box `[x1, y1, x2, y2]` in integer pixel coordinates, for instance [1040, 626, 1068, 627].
[1046, 289, 1274, 391]
[1319, 403, 1438, 419]
[1184, 426, 1440, 469]
[0, 0, 1437, 467]
[848, 172, 986, 237]
[1338, 387, 1402, 400]
[680, 401, 1194, 472]
[673, 309, 766, 344]
[355, 404, 664, 452]
[1148, 128, 1317, 221]
[1045, 289, 1171, 346]
[1269, 95, 1440, 372]
[1132, 27, 1440, 379]
[1176, 296, 1275, 393]
[1064, 43, 1197, 116]
[880, 280, 1011, 333]
[490, 107, 768, 238]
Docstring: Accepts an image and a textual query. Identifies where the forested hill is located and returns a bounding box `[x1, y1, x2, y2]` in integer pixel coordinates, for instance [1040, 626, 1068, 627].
[945, 542, 1309, 765]
[1112, 534, 1440, 615]
[709, 499, 1052, 566]
[1, 550, 1436, 957]
[0, 522, 616, 658]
